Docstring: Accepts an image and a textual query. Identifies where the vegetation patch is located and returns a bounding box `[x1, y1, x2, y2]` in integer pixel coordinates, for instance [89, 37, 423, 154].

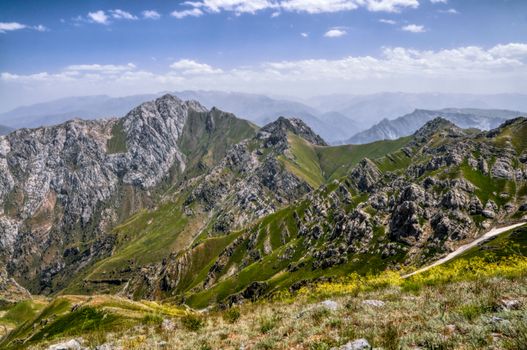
[106, 120, 127, 154]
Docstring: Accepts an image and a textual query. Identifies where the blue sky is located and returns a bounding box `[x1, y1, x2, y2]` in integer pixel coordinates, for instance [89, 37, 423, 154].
[1, 0, 526, 110]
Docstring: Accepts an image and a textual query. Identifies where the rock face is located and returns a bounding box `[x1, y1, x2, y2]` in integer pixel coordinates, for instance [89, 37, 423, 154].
[119, 117, 328, 298]
[0, 266, 31, 301]
[0, 94, 256, 293]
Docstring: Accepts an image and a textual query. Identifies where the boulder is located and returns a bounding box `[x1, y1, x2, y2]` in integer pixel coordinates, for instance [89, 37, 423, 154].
[319, 299, 340, 311]
[47, 339, 85, 350]
[332, 338, 371, 350]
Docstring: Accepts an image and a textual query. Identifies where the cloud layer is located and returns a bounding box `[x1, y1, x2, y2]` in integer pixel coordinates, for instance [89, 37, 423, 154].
[2, 43, 526, 108]
[173, 0, 420, 16]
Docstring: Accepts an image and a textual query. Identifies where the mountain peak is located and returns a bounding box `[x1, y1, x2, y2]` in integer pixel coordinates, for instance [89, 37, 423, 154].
[259, 116, 327, 146]
[413, 117, 461, 139]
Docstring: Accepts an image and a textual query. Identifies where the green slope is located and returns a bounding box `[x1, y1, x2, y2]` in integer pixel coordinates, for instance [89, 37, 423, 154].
[280, 133, 413, 187]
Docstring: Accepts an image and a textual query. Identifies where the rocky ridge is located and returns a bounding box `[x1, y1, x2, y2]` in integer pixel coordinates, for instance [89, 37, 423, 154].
[0, 94, 255, 293]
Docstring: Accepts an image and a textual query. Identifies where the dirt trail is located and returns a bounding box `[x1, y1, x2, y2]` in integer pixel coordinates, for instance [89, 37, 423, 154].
[403, 222, 526, 278]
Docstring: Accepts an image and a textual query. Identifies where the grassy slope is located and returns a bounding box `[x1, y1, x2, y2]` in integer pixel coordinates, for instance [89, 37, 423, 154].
[5, 237, 526, 349]
[281, 133, 412, 188]
[178, 110, 258, 177]
[317, 136, 413, 181]
[0, 295, 186, 349]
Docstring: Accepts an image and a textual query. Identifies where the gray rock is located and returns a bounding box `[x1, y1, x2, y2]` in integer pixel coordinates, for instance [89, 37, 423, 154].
[441, 189, 468, 209]
[47, 339, 85, 350]
[492, 157, 514, 179]
[319, 299, 340, 311]
[349, 158, 382, 192]
[95, 345, 114, 350]
[362, 299, 385, 307]
[332, 338, 371, 350]
[501, 299, 521, 310]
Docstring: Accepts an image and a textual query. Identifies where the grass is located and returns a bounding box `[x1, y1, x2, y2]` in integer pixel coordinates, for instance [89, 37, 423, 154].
[0, 300, 46, 325]
[178, 109, 258, 176]
[9, 253, 526, 350]
[460, 162, 511, 206]
[0, 295, 186, 349]
[279, 134, 413, 189]
[181, 313, 204, 331]
[4, 224, 527, 350]
[280, 134, 325, 188]
[106, 120, 127, 154]
[316, 136, 412, 180]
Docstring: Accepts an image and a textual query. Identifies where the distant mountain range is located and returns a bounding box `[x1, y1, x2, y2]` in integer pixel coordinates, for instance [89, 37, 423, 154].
[308, 92, 527, 128]
[2, 91, 527, 144]
[0, 91, 360, 143]
[346, 108, 525, 144]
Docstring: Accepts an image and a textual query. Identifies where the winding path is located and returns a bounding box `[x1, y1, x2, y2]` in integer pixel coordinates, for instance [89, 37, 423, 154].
[402, 222, 526, 278]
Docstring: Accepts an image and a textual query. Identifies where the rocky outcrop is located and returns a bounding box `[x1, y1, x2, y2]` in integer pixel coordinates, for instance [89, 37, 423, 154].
[349, 159, 382, 192]
[0, 266, 31, 301]
[258, 117, 327, 148]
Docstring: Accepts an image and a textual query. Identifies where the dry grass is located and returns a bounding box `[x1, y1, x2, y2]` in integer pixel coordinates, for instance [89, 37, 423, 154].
[26, 274, 526, 350]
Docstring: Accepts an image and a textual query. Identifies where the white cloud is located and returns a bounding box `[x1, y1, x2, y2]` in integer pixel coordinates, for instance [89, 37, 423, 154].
[2, 43, 526, 108]
[142, 10, 161, 19]
[170, 59, 223, 74]
[0, 22, 26, 32]
[0, 22, 49, 33]
[33, 25, 48, 32]
[171, 8, 204, 19]
[439, 8, 458, 14]
[178, 0, 419, 15]
[65, 63, 137, 73]
[489, 43, 527, 58]
[109, 9, 138, 20]
[281, 0, 358, 14]
[365, 0, 419, 13]
[186, 0, 278, 14]
[379, 19, 397, 24]
[301, 32, 309, 37]
[271, 11, 281, 17]
[324, 28, 347, 38]
[402, 24, 425, 33]
[88, 11, 109, 24]
[430, 0, 447, 3]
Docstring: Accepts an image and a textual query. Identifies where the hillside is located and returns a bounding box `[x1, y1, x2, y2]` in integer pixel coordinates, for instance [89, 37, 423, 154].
[1, 97, 527, 349]
[346, 108, 523, 144]
[0, 94, 257, 294]
[2, 225, 526, 349]
[59, 116, 527, 308]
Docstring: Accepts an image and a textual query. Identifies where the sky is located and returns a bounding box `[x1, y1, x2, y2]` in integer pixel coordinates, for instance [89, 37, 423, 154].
[0, 0, 526, 111]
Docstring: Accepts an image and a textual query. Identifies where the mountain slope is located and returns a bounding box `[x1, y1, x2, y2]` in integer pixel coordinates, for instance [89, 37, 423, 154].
[61, 118, 409, 299]
[347, 108, 523, 144]
[127, 117, 527, 307]
[0, 94, 257, 294]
